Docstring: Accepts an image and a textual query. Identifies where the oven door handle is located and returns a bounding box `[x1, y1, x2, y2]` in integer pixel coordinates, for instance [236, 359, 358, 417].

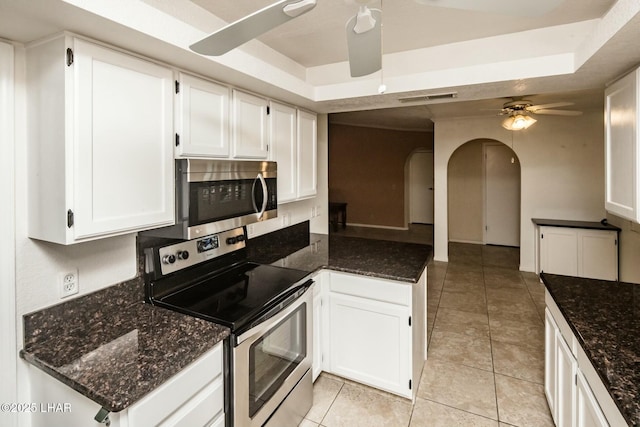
[235, 280, 313, 346]
[251, 173, 268, 219]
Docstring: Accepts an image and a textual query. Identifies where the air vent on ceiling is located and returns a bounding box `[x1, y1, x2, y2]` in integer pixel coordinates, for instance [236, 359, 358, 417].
[398, 92, 458, 103]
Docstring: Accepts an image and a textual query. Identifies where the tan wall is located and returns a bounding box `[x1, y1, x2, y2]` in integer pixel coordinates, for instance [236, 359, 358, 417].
[328, 124, 433, 228]
[447, 140, 485, 243]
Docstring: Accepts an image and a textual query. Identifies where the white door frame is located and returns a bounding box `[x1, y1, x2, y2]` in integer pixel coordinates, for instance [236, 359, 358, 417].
[404, 149, 434, 227]
[0, 40, 17, 427]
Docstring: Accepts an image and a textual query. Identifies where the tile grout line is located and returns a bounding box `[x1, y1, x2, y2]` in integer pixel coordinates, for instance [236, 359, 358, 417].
[482, 247, 503, 425]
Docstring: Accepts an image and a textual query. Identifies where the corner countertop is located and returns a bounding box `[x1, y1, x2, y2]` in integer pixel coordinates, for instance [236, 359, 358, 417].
[256, 233, 433, 283]
[531, 218, 621, 232]
[541, 273, 640, 426]
[20, 276, 229, 413]
[20, 227, 432, 413]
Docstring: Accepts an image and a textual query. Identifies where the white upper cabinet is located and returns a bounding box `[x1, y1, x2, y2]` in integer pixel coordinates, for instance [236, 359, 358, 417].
[604, 67, 640, 223]
[297, 109, 318, 199]
[27, 35, 174, 244]
[269, 102, 318, 203]
[175, 72, 230, 158]
[232, 89, 269, 159]
[270, 101, 297, 202]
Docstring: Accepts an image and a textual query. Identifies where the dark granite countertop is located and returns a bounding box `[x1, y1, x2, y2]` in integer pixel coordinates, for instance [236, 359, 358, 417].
[532, 218, 621, 232]
[20, 222, 432, 414]
[20, 276, 229, 413]
[248, 226, 432, 283]
[541, 273, 640, 426]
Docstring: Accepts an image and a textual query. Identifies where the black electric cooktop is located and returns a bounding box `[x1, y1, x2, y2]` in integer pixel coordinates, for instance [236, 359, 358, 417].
[153, 262, 311, 331]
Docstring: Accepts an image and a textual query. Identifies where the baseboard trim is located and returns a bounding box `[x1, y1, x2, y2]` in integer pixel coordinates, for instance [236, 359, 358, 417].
[346, 222, 410, 231]
[448, 238, 483, 245]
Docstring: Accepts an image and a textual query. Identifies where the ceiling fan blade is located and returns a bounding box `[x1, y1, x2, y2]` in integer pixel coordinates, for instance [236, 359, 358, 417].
[532, 109, 583, 116]
[528, 101, 574, 111]
[346, 8, 382, 77]
[414, 0, 563, 17]
[190, 0, 317, 55]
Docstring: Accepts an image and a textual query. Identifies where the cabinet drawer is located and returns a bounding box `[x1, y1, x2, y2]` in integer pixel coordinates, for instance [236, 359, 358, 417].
[329, 272, 410, 306]
[128, 343, 223, 426]
[160, 377, 224, 427]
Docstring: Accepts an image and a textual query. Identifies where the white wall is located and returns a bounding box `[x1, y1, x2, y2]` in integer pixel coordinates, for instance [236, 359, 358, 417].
[434, 111, 605, 272]
[0, 39, 17, 427]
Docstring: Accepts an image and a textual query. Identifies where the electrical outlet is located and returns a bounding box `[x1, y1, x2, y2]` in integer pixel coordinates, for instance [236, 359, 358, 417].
[60, 269, 79, 298]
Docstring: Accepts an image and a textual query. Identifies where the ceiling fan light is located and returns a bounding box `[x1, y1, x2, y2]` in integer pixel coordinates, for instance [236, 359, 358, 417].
[502, 114, 537, 131]
[353, 6, 376, 34]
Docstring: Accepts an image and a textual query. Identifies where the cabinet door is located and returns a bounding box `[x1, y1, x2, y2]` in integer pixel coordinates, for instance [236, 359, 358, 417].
[577, 230, 618, 281]
[576, 371, 609, 427]
[540, 226, 578, 276]
[176, 72, 229, 158]
[312, 290, 322, 382]
[232, 89, 269, 159]
[74, 39, 174, 239]
[604, 69, 638, 222]
[556, 332, 577, 427]
[329, 292, 411, 397]
[544, 309, 558, 422]
[270, 101, 297, 203]
[297, 110, 317, 199]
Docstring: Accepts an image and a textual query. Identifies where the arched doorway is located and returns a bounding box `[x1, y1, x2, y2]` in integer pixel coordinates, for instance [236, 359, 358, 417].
[447, 139, 521, 247]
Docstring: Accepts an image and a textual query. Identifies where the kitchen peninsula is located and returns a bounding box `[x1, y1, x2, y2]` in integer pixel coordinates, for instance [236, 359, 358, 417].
[20, 222, 432, 426]
[542, 273, 640, 426]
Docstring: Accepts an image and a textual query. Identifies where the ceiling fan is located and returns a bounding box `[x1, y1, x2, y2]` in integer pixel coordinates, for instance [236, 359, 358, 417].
[498, 98, 583, 130]
[189, 0, 565, 78]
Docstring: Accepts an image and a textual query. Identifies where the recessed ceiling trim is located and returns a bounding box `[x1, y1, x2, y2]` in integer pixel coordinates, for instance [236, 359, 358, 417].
[398, 92, 458, 103]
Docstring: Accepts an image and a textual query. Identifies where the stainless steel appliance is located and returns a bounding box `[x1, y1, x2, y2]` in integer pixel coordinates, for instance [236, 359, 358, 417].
[144, 227, 312, 427]
[143, 159, 277, 240]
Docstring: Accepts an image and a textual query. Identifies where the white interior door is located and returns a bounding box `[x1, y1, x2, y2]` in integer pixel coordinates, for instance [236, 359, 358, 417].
[484, 144, 520, 246]
[409, 151, 434, 224]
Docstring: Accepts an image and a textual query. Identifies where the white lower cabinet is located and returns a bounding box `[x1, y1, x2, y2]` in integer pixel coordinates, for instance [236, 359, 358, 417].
[539, 226, 618, 281]
[28, 342, 225, 427]
[313, 269, 426, 401]
[545, 295, 620, 427]
[329, 292, 410, 396]
[311, 272, 325, 382]
[576, 371, 609, 427]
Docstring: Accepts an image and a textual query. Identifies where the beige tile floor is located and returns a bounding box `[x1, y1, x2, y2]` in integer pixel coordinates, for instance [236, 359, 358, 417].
[302, 240, 554, 427]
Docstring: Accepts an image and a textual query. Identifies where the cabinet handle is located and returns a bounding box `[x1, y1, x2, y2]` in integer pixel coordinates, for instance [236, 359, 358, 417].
[66, 48, 74, 66]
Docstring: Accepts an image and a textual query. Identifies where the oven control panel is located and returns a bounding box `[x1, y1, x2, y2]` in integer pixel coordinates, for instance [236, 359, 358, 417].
[158, 227, 246, 275]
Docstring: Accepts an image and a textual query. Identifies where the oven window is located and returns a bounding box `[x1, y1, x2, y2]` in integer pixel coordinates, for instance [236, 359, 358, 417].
[248, 304, 306, 417]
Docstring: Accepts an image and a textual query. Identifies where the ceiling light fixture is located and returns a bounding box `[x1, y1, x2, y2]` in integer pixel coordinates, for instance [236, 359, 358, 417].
[502, 113, 537, 131]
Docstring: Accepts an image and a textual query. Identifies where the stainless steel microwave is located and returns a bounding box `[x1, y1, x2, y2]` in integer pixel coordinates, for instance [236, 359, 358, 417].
[143, 159, 277, 240]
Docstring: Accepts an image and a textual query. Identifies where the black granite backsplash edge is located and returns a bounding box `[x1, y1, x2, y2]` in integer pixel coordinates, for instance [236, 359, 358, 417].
[246, 221, 310, 264]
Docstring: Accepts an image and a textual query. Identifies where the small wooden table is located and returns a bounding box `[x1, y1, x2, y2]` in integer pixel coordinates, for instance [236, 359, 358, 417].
[329, 202, 347, 232]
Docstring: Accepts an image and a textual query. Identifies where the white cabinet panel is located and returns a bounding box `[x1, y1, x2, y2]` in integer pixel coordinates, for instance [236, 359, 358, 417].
[329, 292, 411, 397]
[577, 230, 618, 281]
[270, 103, 318, 203]
[556, 332, 577, 427]
[539, 226, 618, 280]
[175, 72, 229, 158]
[297, 110, 317, 199]
[27, 35, 174, 244]
[604, 68, 640, 223]
[540, 226, 578, 276]
[544, 309, 558, 421]
[270, 101, 297, 202]
[232, 89, 269, 159]
[576, 371, 609, 427]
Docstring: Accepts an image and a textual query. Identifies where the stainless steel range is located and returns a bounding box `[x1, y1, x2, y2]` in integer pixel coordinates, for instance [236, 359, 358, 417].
[144, 227, 313, 427]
